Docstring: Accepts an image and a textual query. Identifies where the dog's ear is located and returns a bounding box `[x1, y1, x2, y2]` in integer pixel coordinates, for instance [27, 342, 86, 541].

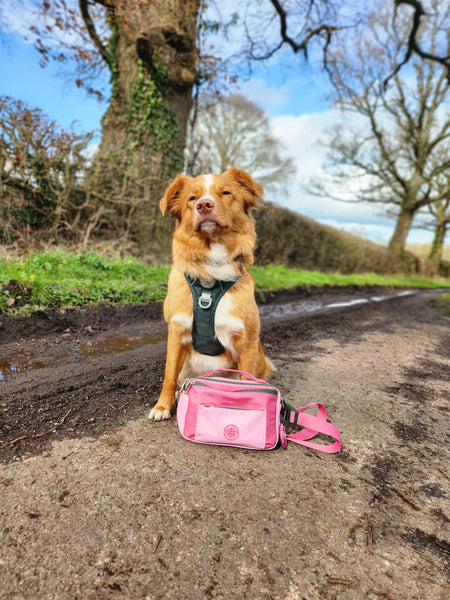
[225, 167, 263, 211]
[160, 174, 188, 218]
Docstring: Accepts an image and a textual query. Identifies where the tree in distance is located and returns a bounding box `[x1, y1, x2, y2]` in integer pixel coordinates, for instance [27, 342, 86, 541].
[309, 0, 449, 260]
[185, 93, 296, 197]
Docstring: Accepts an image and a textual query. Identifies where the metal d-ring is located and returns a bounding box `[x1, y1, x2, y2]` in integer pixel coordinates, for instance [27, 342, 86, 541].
[198, 290, 213, 309]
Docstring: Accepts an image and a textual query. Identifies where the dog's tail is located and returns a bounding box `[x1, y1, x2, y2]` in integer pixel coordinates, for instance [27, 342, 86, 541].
[264, 356, 276, 378]
[256, 343, 276, 380]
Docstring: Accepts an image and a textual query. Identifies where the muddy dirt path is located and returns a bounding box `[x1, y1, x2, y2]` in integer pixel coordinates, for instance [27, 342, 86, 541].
[0, 289, 449, 599]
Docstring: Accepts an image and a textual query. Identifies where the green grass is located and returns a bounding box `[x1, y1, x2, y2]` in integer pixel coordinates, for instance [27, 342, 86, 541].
[1, 251, 449, 315]
[249, 264, 450, 292]
[0, 251, 170, 313]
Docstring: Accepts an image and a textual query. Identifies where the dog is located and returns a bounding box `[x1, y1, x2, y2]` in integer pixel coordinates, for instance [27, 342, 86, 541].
[149, 167, 274, 421]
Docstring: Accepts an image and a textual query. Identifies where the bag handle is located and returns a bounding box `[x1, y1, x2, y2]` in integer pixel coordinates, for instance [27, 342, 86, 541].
[202, 368, 267, 384]
[283, 401, 341, 454]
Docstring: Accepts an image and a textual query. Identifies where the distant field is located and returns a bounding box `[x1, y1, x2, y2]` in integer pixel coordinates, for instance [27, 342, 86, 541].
[406, 243, 450, 261]
[1, 250, 449, 315]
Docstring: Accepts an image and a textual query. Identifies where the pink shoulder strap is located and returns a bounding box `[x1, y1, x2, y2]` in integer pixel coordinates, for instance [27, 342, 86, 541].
[284, 402, 341, 454]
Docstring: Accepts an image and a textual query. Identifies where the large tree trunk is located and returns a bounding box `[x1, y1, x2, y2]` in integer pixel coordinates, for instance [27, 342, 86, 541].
[89, 0, 199, 254]
[428, 219, 447, 268]
[388, 207, 414, 258]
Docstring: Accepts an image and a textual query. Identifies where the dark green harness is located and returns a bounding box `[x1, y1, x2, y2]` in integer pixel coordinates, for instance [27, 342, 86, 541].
[185, 274, 238, 356]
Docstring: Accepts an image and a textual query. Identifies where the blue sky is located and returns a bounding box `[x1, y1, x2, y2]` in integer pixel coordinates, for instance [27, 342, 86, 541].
[0, 32, 107, 135]
[0, 8, 441, 247]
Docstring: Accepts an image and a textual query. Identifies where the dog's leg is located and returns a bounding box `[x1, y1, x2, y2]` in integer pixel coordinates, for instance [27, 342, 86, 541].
[237, 340, 273, 380]
[149, 330, 188, 421]
[236, 338, 259, 377]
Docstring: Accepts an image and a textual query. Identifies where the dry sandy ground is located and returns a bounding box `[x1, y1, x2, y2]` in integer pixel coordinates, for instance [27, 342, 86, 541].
[0, 289, 449, 599]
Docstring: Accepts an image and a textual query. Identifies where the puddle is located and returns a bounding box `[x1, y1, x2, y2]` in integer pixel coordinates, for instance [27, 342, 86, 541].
[258, 299, 323, 318]
[258, 289, 416, 318]
[326, 298, 369, 309]
[0, 332, 167, 381]
[395, 290, 416, 297]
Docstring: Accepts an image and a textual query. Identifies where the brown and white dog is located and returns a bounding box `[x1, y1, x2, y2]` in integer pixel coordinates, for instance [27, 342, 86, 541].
[149, 167, 273, 421]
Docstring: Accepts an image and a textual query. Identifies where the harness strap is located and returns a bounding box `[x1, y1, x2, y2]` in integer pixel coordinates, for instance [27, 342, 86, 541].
[185, 275, 238, 356]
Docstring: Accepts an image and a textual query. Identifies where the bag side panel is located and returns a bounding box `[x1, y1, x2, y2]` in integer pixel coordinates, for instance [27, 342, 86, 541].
[176, 392, 189, 438]
[265, 393, 281, 449]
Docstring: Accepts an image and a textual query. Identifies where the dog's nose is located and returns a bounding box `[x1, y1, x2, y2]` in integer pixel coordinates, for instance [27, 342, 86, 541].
[196, 197, 215, 215]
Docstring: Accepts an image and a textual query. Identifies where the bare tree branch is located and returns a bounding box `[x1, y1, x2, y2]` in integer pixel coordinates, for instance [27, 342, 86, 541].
[78, 0, 110, 66]
[253, 0, 337, 64]
[269, 0, 336, 58]
[384, 0, 450, 87]
[250, 1, 449, 85]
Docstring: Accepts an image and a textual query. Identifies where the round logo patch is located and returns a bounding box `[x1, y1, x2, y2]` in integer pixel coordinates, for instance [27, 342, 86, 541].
[223, 424, 239, 441]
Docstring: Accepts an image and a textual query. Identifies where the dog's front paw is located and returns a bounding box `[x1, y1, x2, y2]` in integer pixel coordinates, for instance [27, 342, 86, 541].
[148, 406, 171, 421]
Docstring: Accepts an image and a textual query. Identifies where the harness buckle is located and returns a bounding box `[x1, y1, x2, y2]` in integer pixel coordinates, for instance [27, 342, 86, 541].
[198, 290, 213, 309]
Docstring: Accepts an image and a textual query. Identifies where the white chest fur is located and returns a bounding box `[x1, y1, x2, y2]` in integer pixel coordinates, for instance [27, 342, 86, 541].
[204, 243, 237, 282]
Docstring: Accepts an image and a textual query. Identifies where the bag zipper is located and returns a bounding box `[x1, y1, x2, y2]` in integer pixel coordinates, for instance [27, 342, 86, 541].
[200, 403, 264, 411]
[187, 377, 279, 392]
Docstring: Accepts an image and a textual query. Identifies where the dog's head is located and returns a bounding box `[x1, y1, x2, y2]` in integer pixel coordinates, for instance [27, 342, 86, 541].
[160, 167, 263, 238]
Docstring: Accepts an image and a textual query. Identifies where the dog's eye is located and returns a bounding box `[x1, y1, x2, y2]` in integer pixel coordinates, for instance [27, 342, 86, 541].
[189, 196, 196, 202]
[222, 190, 231, 196]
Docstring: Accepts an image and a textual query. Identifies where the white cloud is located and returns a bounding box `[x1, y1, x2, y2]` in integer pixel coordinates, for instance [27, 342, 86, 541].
[1, 2, 36, 38]
[238, 78, 292, 113]
[271, 110, 368, 178]
[1, 0, 88, 47]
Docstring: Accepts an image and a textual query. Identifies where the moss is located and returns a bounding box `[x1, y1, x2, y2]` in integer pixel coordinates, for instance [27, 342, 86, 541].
[124, 59, 182, 172]
[107, 15, 120, 96]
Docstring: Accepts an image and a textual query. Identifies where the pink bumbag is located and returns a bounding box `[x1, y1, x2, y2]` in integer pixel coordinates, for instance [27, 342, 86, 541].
[176, 369, 341, 453]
